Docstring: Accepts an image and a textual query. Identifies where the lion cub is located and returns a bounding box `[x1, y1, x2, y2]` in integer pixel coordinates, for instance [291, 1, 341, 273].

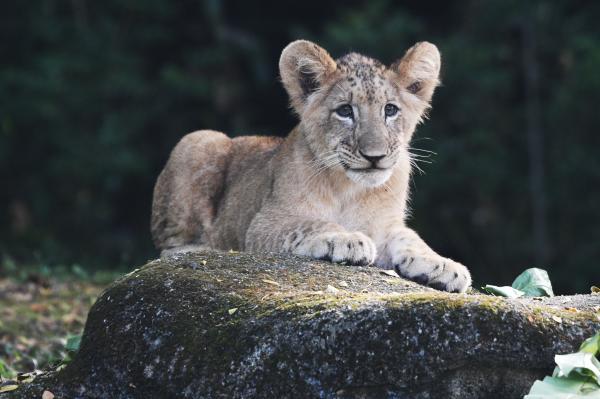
[151, 40, 471, 293]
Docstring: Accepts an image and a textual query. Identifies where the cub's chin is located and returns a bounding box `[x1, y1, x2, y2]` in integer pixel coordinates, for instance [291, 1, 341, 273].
[345, 168, 393, 188]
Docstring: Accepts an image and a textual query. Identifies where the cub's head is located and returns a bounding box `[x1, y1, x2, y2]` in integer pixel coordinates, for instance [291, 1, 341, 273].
[280, 40, 440, 188]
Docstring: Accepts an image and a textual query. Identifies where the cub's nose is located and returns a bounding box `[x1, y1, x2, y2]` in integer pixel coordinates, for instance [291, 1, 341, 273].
[359, 150, 386, 166]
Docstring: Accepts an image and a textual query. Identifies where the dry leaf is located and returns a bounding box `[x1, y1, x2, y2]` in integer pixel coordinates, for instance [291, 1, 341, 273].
[42, 390, 55, 399]
[591, 286, 600, 294]
[0, 384, 18, 393]
[563, 307, 579, 312]
[551, 315, 562, 323]
[262, 279, 280, 286]
[228, 308, 238, 315]
[380, 269, 400, 278]
[29, 303, 48, 313]
[201, 260, 207, 265]
[61, 312, 80, 324]
[338, 281, 349, 287]
[260, 293, 272, 301]
[325, 285, 339, 294]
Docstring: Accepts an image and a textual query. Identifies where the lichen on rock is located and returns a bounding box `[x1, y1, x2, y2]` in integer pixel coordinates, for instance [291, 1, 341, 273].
[5, 250, 600, 398]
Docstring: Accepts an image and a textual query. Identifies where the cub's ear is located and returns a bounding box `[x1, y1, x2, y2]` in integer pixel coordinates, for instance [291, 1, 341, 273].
[279, 40, 337, 114]
[391, 42, 441, 103]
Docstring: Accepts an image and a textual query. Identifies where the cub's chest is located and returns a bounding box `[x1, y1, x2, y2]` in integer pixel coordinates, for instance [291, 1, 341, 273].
[304, 189, 376, 225]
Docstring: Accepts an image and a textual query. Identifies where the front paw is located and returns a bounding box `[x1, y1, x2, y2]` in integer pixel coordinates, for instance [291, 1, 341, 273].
[296, 231, 376, 266]
[393, 253, 471, 293]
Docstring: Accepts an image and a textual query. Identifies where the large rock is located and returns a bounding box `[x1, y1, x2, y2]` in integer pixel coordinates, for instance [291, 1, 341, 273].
[6, 250, 600, 398]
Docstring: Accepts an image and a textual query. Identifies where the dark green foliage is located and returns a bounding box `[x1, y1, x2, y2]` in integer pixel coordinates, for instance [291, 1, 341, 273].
[0, 0, 598, 293]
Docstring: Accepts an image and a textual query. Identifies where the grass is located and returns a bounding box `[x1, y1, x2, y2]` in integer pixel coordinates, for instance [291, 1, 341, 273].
[0, 261, 121, 380]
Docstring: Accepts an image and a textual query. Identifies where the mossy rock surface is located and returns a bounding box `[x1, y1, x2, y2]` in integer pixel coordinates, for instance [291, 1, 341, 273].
[5, 250, 600, 398]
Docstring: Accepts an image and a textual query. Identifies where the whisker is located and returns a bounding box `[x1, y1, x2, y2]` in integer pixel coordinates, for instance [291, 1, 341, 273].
[409, 157, 433, 164]
[409, 158, 426, 175]
[408, 147, 437, 155]
[408, 153, 432, 159]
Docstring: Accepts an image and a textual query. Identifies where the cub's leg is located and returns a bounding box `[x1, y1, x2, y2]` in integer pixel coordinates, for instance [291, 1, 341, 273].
[375, 227, 471, 293]
[246, 214, 377, 266]
[151, 130, 232, 254]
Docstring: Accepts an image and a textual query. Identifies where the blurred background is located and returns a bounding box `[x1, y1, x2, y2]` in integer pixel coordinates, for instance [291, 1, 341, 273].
[1, 0, 599, 294]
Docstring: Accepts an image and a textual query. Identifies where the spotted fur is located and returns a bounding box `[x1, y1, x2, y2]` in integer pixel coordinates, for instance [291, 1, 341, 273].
[151, 40, 472, 293]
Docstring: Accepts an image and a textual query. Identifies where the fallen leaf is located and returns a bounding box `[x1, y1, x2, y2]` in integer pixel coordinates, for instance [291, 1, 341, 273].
[551, 315, 563, 323]
[525, 332, 600, 398]
[16, 372, 36, 384]
[525, 375, 600, 398]
[262, 279, 280, 286]
[511, 268, 554, 297]
[61, 312, 81, 324]
[65, 334, 82, 352]
[563, 307, 579, 313]
[592, 286, 600, 294]
[201, 260, 207, 266]
[325, 285, 339, 294]
[0, 384, 18, 393]
[554, 352, 600, 382]
[380, 269, 400, 278]
[338, 281, 349, 287]
[228, 308, 238, 315]
[42, 390, 55, 399]
[228, 249, 239, 254]
[29, 303, 48, 313]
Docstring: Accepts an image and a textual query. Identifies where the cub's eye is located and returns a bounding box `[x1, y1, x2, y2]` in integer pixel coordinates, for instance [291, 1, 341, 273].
[335, 104, 354, 119]
[384, 103, 399, 117]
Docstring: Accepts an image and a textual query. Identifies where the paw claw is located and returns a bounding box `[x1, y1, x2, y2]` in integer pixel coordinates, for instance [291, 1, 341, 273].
[392, 254, 471, 293]
[298, 231, 376, 266]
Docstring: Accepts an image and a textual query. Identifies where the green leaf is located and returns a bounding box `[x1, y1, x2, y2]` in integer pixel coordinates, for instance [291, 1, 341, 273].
[482, 285, 525, 298]
[554, 352, 600, 383]
[0, 359, 16, 379]
[580, 332, 600, 355]
[526, 332, 600, 397]
[525, 375, 600, 398]
[511, 268, 554, 297]
[65, 334, 82, 353]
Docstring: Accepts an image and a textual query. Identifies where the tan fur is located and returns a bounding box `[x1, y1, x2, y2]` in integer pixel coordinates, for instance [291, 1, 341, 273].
[151, 40, 472, 293]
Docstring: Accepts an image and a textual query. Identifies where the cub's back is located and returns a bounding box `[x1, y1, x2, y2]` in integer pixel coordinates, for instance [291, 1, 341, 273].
[209, 135, 284, 249]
